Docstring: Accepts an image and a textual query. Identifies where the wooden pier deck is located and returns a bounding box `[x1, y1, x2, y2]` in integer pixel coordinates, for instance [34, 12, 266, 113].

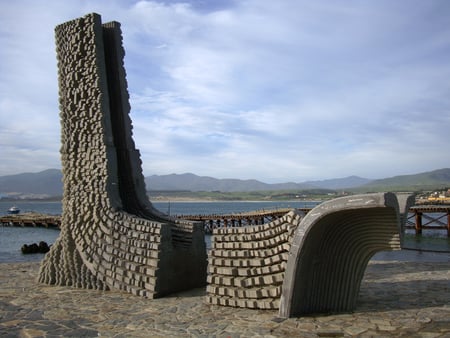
[2, 205, 449, 236]
[176, 207, 304, 233]
[0, 213, 61, 228]
[407, 205, 450, 236]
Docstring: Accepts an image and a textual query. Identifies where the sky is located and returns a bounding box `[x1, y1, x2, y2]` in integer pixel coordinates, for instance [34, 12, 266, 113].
[1, 0, 450, 183]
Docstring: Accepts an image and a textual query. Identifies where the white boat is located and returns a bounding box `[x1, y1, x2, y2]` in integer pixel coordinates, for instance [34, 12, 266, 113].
[7, 206, 20, 214]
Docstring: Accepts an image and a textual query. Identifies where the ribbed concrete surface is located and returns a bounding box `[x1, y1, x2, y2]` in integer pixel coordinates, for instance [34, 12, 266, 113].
[279, 192, 401, 317]
[207, 193, 404, 317]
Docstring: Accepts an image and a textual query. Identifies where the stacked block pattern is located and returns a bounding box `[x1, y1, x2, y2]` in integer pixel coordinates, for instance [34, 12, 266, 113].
[207, 193, 403, 317]
[38, 13, 206, 298]
[206, 210, 304, 309]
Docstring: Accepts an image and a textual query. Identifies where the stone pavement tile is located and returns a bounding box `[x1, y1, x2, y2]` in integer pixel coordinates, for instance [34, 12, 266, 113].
[0, 261, 449, 337]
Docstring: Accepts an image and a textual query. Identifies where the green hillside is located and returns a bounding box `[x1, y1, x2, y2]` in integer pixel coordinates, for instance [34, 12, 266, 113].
[352, 168, 450, 192]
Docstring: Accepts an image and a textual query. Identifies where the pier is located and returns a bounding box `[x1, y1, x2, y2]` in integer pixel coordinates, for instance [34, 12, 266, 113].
[2, 205, 450, 237]
[179, 205, 450, 237]
[176, 207, 308, 233]
[0, 213, 61, 228]
[407, 205, 450, 237]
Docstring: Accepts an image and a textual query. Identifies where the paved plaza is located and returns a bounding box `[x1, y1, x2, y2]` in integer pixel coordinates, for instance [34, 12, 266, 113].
[0, 252, 449, 337]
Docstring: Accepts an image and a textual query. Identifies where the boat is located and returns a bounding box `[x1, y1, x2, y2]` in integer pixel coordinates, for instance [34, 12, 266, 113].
[7, 206, 20, 214]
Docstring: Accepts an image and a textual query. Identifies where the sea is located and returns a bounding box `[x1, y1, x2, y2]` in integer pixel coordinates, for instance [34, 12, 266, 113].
[1, 200, 449, 263]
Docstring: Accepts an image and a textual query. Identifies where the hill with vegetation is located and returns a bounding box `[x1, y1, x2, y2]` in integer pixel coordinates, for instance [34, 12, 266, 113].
[352, 168, 450, 192]
[145, 173, 369, 192]
[1, 168, 449, 200]
[0, 169, 62, 198]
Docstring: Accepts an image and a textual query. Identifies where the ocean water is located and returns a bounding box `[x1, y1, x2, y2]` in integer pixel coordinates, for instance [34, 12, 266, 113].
[1, 200, 449, 263]
[0, 227, 60, 263]
[0, 201, 62, 215]
[0, 200, 318, 217]
[153, 200, 320, 215]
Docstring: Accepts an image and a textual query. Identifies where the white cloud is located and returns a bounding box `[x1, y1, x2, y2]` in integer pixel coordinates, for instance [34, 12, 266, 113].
[1, 0, 450, 183]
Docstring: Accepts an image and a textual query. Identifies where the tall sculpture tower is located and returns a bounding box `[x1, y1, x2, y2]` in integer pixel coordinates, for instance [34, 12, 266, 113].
[39, 13, 206, 298]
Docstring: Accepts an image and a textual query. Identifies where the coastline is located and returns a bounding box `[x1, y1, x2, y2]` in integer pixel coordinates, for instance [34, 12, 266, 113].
[150, 197, 324, 203]
[0, 256, 449, 337]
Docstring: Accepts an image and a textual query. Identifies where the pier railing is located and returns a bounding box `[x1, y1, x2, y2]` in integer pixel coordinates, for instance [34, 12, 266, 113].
[177, 207, 305, 233]
[407, 205, 450, 236]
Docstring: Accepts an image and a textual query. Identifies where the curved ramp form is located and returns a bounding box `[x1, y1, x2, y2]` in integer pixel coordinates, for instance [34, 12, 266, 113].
[38, 13, 206, 298]
[206, 210, 304, 309]
[279, 193, 401, 317]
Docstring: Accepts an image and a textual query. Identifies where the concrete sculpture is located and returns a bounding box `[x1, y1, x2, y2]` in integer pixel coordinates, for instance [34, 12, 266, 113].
[39, 12, 413, 317]
[38, 13, 206, 298]
[207, 193, 405, 317]
[279, 193, 402, 317]
[206, 210, 304, 310]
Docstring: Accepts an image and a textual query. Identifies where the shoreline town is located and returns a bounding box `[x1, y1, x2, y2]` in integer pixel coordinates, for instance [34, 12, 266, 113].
[0, 253, 449, 337]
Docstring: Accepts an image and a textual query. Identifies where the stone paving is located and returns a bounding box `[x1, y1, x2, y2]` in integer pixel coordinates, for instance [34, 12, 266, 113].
[0, 254, 449, 337]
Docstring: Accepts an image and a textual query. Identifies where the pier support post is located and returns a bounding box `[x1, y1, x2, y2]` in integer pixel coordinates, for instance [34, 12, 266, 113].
[447, 212, 450, 238]
[415, 211, 423, 235]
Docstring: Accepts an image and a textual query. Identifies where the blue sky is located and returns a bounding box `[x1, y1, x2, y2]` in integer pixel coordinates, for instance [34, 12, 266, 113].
[1, 0, 449, 183]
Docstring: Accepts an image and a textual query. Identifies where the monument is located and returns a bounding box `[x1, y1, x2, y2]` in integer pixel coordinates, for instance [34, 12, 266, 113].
[206, 193, 410, 317]
[39, 13, 206, 298]
[39, 13, 412, 318]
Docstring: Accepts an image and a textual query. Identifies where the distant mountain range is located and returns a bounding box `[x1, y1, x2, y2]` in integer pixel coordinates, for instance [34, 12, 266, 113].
[0, 169, 63, 198]
[145, 173, 372, 192]
[1, 168, 449, 198]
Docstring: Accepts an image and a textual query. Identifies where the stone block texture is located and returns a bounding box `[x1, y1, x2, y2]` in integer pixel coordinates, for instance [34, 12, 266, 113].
[206, 210, 304, 309]
[207, 193, 403, 317]
[38, 13, 206, 298]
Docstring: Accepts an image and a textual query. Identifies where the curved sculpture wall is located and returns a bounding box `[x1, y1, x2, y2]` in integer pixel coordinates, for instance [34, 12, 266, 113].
[279, 192, 401, 317]
[206, 210, 304, 309]
[207, 193, 405, 317]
